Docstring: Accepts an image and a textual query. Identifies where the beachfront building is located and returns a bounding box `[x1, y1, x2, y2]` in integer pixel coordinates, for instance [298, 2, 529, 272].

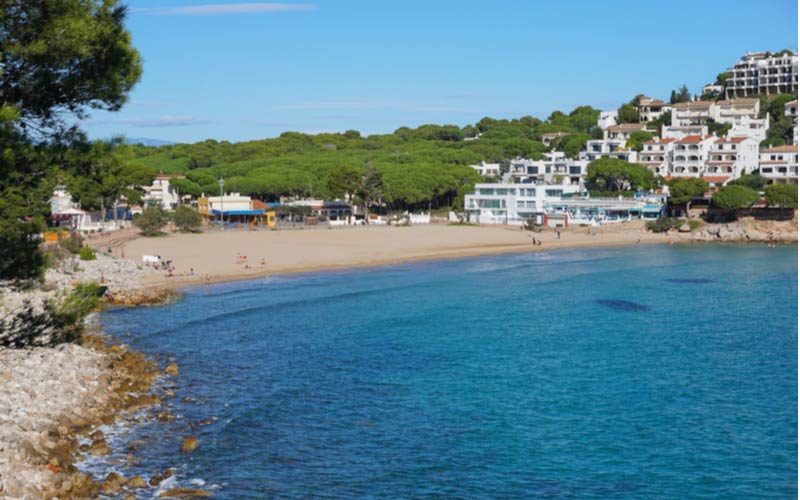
[758, 145, 799, 184]
[580, 138, 638, 163]
[197, 193, 274, 226]
[142, 173, 185, 211]
[464, 183, 582, 225]
[725, 51, 798, 98]
[544, 192, 667, 226]
[509, 152, 589, 186]
[705, 136, 760, 180]
[469, 161, 501, 177]
[670, 135, 718, 178]
[597, 110, 618, 130]
[637, 96, 671, 123]
[49, 186, 125, 233]
[639, 137, 676, 177]
[282, 199, 353, 221]
[671, 101, 714, 126]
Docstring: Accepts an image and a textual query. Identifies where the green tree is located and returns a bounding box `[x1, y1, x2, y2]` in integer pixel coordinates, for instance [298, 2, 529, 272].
[729, 174, 768, 191]
[713, 185, 760, 219]
[173, 204, 203, 232]
[585, 158, 655, 192]
[134, 207, 168, 236]
[764, 184, 798, 217]
[668, 178, 708, 217]
[357, 165, 383, 222]
[0, 0, 141, 281]
[670, 85, 691, 104]
[617, 103, 639, 124]
[626, 130, 655, 152]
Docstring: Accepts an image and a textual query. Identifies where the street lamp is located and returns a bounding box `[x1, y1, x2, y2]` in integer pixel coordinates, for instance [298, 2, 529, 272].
[218, 176, 225, 229]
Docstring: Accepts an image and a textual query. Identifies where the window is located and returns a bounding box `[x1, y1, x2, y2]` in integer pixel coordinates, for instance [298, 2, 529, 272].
[569, 166, 582, 174]
[479, 188, 494, 195]
[527, 167, 539, 174]
[545, 189, 562, 197]
[545, 167, 551, 174]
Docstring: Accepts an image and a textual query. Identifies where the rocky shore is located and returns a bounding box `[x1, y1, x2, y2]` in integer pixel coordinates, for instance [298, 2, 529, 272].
[0, 254, 194, 499]
[678, 217, 798, 244]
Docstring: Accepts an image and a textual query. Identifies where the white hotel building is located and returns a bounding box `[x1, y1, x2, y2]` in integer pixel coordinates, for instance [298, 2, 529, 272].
[725, 51, 798, 99]
[464, 183, 582, 225]
[509, 152, 589, 185]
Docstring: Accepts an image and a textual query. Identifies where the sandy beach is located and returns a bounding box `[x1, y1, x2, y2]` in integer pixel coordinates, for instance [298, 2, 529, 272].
[119, 222, 666, 288]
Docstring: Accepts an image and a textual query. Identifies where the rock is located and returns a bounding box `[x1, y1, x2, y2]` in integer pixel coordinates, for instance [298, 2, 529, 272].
[90, 438, 110, 456]
[159, 488, 213, 498]
[101, 472, 125, 496]
[164, 390, 177, 398]
[126, 475, 148, 489]
[165, 363, 179, 375]
[181, 436, 199, 453]
[157, 412, 177, 422]
[678, 222, 691, 232]
[149, 468, 176, 486]
[124, 495, 136, 500]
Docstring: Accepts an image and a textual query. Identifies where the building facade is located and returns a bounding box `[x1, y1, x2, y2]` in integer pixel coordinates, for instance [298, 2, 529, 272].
[758, 145, 799, 184]
[637, 96, 671, 123]
[725, 51, 798, 98]
[509, 153, 588, 186]
[464, 183, 582, 225]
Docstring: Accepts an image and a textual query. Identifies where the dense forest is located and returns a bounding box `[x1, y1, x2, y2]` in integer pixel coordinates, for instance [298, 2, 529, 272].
[121, 107, 604, 211]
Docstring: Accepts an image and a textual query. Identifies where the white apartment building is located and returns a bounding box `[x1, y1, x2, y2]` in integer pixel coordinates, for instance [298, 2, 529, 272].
[662, 125, 709, 140]
[670, 135, 718, 178]
[637, 96, 671, 123]
[712, 98, 760, 122]
[142, 174, 185, 210]
[604, 123, 649, 142]
[469, 162, 501, 177]
[509, 152, 588, 185]
[725, 51, 798, 98]
[705, 136, 759, 180]
[759, 145, 798, 184]
[639, 137, 676, 177]
[787, 99, 798, 145]
[671, 101, 714, 126]
[581, 138, 638, 163]
[464, 183, 582, 225]
[598, 110, 618, 130]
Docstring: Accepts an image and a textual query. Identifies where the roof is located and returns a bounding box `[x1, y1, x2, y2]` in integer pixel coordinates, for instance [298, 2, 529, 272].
[676, 135, 714, 144]
[606, 123, 647, 133]
[541, 132, 569, 138]
[786, 100, 798, 107]
[715, 136, 750, 143]
[644, 137, 676, 145]
[761, 145, 798, 153]
[155, 173, 186, 180]
[702, 176, 732, 183]
[715, 98, 759, 108]
[672, 101, 713, 110]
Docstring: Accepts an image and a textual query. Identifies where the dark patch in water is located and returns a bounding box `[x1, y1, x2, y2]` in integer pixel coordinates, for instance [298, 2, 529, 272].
[666, 278, 714, 284]
[595, 299, 650, 311]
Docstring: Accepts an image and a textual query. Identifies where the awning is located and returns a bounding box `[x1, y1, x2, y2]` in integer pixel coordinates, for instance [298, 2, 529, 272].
[210, 209, 265, 216]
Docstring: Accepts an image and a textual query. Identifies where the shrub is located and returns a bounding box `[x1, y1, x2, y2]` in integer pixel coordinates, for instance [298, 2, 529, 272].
[78, 247, 96, 261]
[59, 233, 84, 254]
[646, 217, 680, 233]
[134, 207, 169, 236]
[173, 205, 203, 232]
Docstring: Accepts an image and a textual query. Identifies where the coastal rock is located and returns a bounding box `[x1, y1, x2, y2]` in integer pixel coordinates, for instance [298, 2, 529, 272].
[165, 363, 180, 375]
[90, 438, 110, 456]
[181, 436, 199, 453]
[101, 472, 125, 495]
[126, 475, 149, 488]
[159, 487, 214, 498]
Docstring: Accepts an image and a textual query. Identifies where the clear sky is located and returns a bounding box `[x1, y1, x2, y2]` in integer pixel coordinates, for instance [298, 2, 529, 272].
[83, 0, 799, 143]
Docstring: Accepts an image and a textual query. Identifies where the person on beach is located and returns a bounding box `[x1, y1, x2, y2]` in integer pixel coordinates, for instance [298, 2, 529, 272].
[204, 273, 211, 286]
[556, 229, 561, 239]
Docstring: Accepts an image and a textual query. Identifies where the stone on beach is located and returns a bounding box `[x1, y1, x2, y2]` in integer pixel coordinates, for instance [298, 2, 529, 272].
[181, 436, 199, 453]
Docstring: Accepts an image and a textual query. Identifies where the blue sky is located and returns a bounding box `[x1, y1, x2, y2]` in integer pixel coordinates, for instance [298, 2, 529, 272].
[83, 0, 799, 143]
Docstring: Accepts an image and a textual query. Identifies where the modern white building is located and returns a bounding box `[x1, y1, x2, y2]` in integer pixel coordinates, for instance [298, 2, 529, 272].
[705, 136, 760, 180]
[464, 183, 582, 225]
[639, 137, 677, 177]
[637, 96, 671, 123]
[671, 101, 714, 126]
[469, 161, 501, 177]
[581, 138, 638, 163]
[597, 110, 618, 130]
[725, 51, 798, 98]
[670, 135, 718, 178]
[786, 99, 798, 145]
[142, 174, 185, 210]
[545, 192, 667, 225]
[662, 125, 709, 140]
[758, 145, 798, 184]
[604, 123, 649, 142]
[509, 152, 589, 185]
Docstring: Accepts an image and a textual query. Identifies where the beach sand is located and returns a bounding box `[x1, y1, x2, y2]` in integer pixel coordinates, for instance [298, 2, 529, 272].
[121, 222, 665, 288]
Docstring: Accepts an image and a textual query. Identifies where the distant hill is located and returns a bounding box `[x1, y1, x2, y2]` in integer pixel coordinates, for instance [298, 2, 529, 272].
[126, 137, 177, 147]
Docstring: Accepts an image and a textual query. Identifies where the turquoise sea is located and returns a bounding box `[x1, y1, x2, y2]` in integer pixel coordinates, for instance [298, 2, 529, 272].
[99, 244, 798, 499]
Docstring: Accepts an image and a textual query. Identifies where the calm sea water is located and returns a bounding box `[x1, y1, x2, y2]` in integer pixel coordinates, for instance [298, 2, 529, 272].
[99, 244, 798, 499]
